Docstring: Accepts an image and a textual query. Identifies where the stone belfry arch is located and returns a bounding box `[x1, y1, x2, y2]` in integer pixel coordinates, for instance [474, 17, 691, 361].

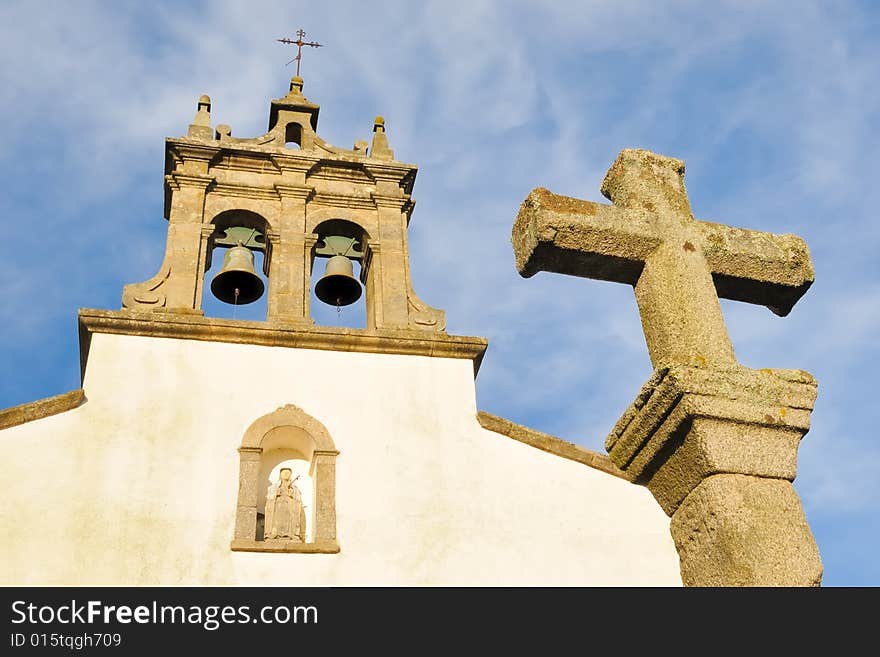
[120, 76, 445, 332]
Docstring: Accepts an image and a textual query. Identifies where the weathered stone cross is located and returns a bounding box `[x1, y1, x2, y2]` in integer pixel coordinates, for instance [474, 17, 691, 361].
[513, 148, 813, 369]
[512, 149, 822, 586]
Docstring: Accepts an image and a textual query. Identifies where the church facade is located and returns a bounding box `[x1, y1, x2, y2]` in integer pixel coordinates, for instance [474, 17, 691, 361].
[0, 77, 681, 586]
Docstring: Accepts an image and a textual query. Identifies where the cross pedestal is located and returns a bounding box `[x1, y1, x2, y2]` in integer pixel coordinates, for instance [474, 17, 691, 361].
[513, 149, 822, 585]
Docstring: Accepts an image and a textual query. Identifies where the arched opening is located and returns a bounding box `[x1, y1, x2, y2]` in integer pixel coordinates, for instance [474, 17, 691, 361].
[203, 210, 269, 320]
[285, 122, 302, 149]
[310, 218, 368, 329]
[256, 426, 316, 542]
[232, 404, 339, 554]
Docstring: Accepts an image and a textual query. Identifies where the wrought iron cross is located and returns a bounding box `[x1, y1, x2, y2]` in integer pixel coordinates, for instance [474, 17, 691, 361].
[276, 29, 323, 77]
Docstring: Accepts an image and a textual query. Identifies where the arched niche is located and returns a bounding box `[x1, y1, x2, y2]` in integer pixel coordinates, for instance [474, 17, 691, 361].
[231, 404, 340, 554]
[284, 122, 303, 149]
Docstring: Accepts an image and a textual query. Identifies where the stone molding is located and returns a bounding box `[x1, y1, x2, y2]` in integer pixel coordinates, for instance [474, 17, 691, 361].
[241, 404, 339, 453]
[477, 412, 625, 479]
[605, 364, 816, 514]
[78, 309, 487, 375]
[605, 364, 822, 585]
[165, 172, 214, 191]
[208, 181, 281, 201]
[273, 183, 313, 200]
[309, 190, 378, 210]
[170, 137, 418, 181]
[0, 389, 85, 431]
[230, 539, 339, 554]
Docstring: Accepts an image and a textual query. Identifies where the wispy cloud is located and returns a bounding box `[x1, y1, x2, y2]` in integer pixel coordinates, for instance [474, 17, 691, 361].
[0, 0, 877, 583]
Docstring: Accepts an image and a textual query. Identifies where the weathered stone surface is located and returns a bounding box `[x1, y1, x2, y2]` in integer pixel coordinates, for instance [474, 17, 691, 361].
[512, 147, 821, 585]
[513, 152, 814, 320]
[79, 308, 488, 375]
[229, 539, 340, 554]
[639, 419, 802, 515]
[477, 411, 625, 478]
[670, 474, 822, 586]
[605, 364, 816, 514]
[0, 389, 85, 430]
[234, 448, 262, 541]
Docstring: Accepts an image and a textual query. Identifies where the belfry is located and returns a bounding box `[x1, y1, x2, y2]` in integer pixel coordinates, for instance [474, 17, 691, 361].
[122, 75, 445, 333]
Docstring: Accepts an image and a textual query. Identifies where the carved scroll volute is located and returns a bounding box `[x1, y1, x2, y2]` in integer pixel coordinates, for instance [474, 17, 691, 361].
[122, 261, 171, 309]
[122, 169, 213, 313]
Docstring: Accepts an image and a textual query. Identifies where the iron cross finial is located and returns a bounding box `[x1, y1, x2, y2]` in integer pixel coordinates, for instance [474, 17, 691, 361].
[276, 29, 323, 77]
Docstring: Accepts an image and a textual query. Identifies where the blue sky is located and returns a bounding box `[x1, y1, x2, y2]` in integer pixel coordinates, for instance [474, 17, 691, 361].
[1, 1, 878, 585]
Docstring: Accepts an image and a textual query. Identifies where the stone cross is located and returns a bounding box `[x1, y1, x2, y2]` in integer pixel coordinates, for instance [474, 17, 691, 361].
[512, 149, 822, 586]
[513, 148, 813, 370]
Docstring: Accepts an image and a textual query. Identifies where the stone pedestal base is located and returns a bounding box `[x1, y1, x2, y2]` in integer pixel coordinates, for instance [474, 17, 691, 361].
[671, 474, 821, 586]
[606, 364, 822, 586]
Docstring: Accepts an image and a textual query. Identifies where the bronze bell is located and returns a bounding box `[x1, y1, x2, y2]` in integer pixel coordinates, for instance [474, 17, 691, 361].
[211, 243, 265, 305]
[315, 255, 362, 306]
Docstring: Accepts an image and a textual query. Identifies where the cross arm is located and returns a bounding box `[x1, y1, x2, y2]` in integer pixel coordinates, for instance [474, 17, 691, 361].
[512, 187, 661, 284]
[695, 220, 814, 316]
[512, 188, 815, 316]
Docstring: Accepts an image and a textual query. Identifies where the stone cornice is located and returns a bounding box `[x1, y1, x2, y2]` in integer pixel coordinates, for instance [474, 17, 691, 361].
[208, 181, 280, 201]
[363, 161, 417, 182]
[372, 193, 409, 210]
[477, 412, 626, 479]
[271, 153, 321, 173]
[308, 161, 374, 184]
[230, 539, 340, 553]
[274, 184, 313, 200]
[165, 173, 214, 191]
[213, 152, 283, 174]
[310, 191, 377, 210]
[167, 136, 417, 178]
[605, 364, 817, 489]
[0, 389, 85, 431]
[166, 138, 420, 209]
[166, 140, 221, 164]
[78, 309, 488, 375]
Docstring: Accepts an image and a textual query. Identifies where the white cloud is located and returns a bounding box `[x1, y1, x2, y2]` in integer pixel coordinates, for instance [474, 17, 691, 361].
[0, 0, 878, 582]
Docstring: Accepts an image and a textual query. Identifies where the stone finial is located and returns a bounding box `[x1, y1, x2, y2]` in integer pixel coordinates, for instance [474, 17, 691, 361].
[289, 76, 305, 96]
[370, 116, 393, 160]
[187, 94, 213, 139]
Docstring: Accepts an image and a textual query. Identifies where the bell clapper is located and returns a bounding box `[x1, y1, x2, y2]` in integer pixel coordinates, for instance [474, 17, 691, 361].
[233, 287, 240, 319]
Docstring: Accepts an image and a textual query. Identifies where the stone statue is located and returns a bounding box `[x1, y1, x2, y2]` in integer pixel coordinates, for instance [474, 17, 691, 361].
[264, 468, 305, 541]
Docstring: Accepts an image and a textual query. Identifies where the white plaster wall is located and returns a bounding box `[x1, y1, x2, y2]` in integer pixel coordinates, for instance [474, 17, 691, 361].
[0, 333, 681, 585]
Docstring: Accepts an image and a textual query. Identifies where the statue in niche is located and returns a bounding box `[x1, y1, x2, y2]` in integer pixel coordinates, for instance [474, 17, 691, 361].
[264, 468, 305, 541]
